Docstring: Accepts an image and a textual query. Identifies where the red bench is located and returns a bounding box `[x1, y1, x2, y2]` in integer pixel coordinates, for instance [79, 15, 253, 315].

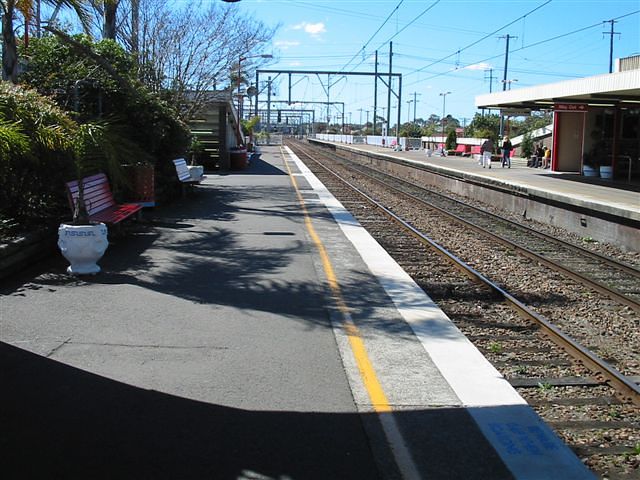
[451, 144, 469, 156]
[463, 145, 482, 157]
[66, 173, 142, 226]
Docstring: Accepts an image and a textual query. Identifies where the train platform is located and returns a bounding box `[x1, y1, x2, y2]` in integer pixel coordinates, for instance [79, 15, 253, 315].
[309, 139, 640, 252]
[1, 146, 594, 479]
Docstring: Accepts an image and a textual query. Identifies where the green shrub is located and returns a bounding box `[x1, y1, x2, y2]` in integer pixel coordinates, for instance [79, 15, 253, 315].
[0, 83, 76, 232]
[521, 132, 534, 158]
[445, 129, 457, 150]
[21, 34, 190, 203]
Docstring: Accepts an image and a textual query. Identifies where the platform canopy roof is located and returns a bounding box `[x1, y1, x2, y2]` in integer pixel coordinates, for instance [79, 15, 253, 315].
[475, 69, 640, 112]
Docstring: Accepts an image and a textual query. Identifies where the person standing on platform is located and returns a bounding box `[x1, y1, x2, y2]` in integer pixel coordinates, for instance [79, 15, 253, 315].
[501, 136, 513, 168]
[542, 146, 551, 169]
[480, 138, 494, 169]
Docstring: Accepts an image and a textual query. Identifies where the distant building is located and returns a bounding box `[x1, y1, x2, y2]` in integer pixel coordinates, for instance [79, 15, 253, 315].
[186, 90, 240, 171]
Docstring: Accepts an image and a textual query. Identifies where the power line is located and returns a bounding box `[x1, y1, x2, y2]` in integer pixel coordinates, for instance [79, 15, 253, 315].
[403, 9, 639, 88]
[374, 1, 441, 58]
[340, 0, 405, 71]
[406, 0, 552, 78]
[343, 0, 442, 74]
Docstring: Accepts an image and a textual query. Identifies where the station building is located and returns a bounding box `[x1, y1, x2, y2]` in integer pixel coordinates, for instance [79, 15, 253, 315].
[476, 55, 640, 182]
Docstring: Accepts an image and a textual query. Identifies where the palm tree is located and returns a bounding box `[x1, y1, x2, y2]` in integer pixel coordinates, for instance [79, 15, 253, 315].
[1, 0, 88, 83]
[1, 0, 20, 82]
[102, 0, 119, 39]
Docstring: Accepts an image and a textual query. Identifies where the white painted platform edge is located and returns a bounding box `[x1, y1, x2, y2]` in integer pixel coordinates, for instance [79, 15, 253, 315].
[284, 146, 522, 408]
[284, 146, 594, 480]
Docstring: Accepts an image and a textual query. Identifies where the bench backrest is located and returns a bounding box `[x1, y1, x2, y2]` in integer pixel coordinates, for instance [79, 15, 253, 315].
[173, 158, 192, 182]
[470, 145, 482, 154]
[454, 145, 467, 153]
[66, 173, 116, 216]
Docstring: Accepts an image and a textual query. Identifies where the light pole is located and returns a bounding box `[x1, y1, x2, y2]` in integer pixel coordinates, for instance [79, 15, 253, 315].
[439, 91, 451, 152]
[238, 53, 272, 121]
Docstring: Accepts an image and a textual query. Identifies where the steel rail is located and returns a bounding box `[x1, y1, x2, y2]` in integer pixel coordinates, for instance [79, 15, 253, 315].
[297, 140, 640, 313]
[290, 141, 640, 406]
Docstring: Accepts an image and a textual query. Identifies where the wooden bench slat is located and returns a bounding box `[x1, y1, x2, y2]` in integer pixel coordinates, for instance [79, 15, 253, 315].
[173, 158, 204, 184]
[65, 173, 142, 226]
[90, 204, 142, 224]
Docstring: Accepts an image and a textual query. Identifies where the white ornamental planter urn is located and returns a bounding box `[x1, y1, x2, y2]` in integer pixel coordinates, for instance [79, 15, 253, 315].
[58, 223, 109, 275]
[599, 165, 613, 180]
[188, 165, 204, 181]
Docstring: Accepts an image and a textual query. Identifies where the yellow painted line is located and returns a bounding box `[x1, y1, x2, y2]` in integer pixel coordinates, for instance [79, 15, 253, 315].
[282, 149, 391, 413]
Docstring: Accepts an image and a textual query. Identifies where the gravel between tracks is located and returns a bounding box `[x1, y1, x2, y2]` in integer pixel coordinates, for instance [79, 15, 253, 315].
[291, 141, 640, 479]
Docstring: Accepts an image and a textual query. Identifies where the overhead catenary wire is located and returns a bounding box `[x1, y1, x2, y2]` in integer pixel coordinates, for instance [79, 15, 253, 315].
[344, 0, 441, 73]
[340, 0, 405, 72]
[403, 8, 640, 88]
[406, 0, 553, 78]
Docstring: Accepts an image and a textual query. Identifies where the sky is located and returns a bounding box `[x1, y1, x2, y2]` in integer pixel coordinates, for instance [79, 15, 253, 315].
[228, 0, 640, 126]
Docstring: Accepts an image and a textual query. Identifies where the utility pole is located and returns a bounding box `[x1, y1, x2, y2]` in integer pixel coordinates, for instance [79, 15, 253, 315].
[412, 91, 421, 123]
[499, 34, 516, 91]
[266, 76, 272, 133]
[373, 50, 378, 135]
[499, 34, 517, 137]
[484, 68, 495, 93]
[326, 74, 331, 126]
[603, 19, 620, 73]
[482, 69, 495, 117]
[387, 42, 393, 133]
[439, 91, 451, 153]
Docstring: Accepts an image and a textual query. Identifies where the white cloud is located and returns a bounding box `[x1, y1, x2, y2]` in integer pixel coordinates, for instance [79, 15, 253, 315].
[292, 22, 326, 36]
[275, 40, 301, 50]
[464, 62, 492, 71]
[289, 61, 303, 67]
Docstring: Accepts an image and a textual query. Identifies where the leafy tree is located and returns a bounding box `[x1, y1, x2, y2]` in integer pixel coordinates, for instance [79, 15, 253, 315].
[21, 32, 189, 201]
[102, 0, 120, 39]
[1, 0, 88, 83]
[521, 111, 553, 131]
[134, 0, 277, 121]
[445, 129, 457, 150]
[443, 114, 460, 131]
[399, 122, 422, 138]
[521, 132, 534, 158]
[0, 82, 76, 227]
[21, 33, 136, 119]
[467, 113, 500, 141]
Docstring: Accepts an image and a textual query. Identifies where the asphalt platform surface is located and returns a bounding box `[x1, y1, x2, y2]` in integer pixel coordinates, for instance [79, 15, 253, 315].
[0, 147, 593, 480]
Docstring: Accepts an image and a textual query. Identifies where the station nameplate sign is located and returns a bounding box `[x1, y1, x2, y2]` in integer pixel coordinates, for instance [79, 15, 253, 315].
[555, 103, 588, 111]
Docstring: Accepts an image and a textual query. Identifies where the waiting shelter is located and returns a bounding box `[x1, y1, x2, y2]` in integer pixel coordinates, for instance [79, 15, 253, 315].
[476, 56, 640, 182]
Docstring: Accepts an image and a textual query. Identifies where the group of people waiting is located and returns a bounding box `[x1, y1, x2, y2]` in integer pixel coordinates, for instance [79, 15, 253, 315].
[527, 144, 551, 169]
[479, 137, 551, 170]
[479, 136, 514, 169]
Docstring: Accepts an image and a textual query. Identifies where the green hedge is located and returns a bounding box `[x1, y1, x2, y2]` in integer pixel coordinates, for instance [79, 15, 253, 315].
[0, 83, 76, 232]
[21, 34, 190, 204]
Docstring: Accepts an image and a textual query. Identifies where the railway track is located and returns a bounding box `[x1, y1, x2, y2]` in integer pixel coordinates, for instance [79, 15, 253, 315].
[285, 139, 640, 479]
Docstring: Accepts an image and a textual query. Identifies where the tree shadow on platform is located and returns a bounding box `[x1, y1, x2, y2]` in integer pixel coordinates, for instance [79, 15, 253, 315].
[0, 341, 383, 480]
[1, 341, 525, 480]
[218, 156, 288, 176]
[1, 179, 491, 343]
